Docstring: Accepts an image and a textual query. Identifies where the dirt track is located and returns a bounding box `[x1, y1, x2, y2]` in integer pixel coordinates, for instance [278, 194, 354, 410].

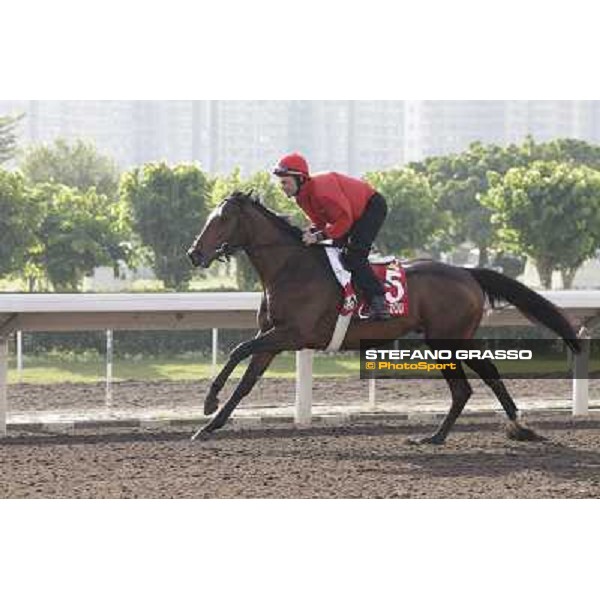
[8, 376, 599, 414]
[2, 378, 599, 498]
[2, 416, 600, 499]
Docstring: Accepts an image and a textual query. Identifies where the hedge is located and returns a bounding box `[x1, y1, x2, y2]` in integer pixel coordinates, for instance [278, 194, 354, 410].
[12, 324, 567, 359]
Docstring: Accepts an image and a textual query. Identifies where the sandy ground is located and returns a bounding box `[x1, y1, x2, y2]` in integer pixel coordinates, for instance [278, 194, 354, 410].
[7, 376, 599, 414]
[1, 416, 599, 498]
[2, 377, 599, 498]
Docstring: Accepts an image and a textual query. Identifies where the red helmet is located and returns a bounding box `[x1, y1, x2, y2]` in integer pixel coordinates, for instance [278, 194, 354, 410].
[273, 153, 310, 178]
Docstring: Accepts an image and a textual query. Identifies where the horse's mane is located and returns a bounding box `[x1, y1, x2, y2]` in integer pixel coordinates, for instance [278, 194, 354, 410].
[227, 190, 304, 242]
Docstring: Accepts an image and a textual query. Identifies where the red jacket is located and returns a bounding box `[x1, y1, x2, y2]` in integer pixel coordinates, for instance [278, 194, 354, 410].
[295, 172, 376, 240]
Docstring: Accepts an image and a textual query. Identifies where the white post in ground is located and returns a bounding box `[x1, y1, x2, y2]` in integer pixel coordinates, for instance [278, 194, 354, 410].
[368, 377, 376, 410]
[16, 330, 22, 382]
[295, 349, 313, 425]
[212, 328, 219, 376]
[572, 332, 590, 416]
[106, 329, 113, 406]
[0, 337, 8, 436]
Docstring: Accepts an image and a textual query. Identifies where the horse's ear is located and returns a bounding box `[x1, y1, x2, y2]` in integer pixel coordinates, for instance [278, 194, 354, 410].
[247, 188, 255, 201]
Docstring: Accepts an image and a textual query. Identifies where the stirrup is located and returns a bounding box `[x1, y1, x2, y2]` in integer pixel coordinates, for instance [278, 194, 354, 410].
[369, 311, 391, 322]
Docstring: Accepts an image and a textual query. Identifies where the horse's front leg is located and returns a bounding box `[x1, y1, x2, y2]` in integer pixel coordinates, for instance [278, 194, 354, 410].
[192, 352, 275, 440]
[202, 326, 299, 416]
[203, 334, 260, 415]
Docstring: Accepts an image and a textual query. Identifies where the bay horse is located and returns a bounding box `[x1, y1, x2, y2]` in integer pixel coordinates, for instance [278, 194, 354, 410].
[187, 191, 581, 444]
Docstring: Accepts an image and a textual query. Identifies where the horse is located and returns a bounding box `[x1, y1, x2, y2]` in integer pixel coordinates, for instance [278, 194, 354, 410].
[187, 191, 581, 444]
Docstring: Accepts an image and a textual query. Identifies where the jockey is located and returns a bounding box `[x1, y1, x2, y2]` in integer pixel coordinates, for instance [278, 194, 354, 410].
[273, 152, 391, 321]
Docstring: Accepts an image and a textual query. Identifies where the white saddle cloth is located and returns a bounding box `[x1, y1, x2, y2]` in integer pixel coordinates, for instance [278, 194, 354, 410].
[324, 246, 354, 351]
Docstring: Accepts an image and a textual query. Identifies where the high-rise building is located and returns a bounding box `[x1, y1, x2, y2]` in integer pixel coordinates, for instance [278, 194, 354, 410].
[404, 100, 600, 163]
[285, 100, 404, 175]
[208, 100, 290, 174]
[404, 100, 507, 162]
[2, 100, 600, 175]
[504, 100, 593, 143]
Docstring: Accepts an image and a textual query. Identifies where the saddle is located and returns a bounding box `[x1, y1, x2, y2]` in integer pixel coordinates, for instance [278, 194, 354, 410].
[324, 247, 409, 320]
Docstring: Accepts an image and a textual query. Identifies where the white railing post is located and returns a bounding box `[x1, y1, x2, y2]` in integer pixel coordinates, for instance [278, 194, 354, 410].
[106, 329, 113, 406]
[368, 377, 376, 410]
[0, 337, 8, 436]
[16, 330, 23, 382]
[572, 332, 590, 416]
[295, 349, 313, 425]
[212, 328, 219, 376]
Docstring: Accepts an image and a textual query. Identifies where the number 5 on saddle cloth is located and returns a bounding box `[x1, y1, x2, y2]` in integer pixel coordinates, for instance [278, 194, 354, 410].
[323, 245, 409, 350]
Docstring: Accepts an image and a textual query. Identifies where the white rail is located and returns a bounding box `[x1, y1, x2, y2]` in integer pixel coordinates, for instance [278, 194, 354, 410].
[1, 291, 599, 436]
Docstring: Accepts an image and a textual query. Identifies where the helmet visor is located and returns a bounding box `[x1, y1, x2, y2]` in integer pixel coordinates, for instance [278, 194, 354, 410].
[273, 165, 305, 177]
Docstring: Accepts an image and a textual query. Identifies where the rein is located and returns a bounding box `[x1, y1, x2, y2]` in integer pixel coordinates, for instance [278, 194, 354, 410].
[200, 193, 311, 263]
[213, 240, 304, 262]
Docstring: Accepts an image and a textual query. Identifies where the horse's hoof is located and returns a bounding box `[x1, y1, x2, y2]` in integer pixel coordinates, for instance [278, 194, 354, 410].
[191, 427, 212, 442]
[204, 394, 219, 415]
[406, 435, 445, 446]
[507, 423, 545, 442]
[506, 420, 545, 442]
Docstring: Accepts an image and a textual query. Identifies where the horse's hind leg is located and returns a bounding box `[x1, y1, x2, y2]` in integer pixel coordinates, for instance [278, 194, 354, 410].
[409, 360, 473, 445]
[464, 357, 543, 442]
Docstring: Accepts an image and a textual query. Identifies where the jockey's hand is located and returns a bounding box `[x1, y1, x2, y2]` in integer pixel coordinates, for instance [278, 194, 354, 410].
[302, 229, 325, 245]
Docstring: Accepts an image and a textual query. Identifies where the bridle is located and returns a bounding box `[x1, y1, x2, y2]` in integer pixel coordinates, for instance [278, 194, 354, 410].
[209, 240, 303, 263]
[189, 192, 306, 266]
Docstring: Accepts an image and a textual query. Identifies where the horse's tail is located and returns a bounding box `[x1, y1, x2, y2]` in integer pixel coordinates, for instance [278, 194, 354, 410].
[466, 267, 581, 354]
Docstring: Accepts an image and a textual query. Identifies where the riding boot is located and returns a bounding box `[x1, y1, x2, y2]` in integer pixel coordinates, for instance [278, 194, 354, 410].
[369, 296, 391, 321]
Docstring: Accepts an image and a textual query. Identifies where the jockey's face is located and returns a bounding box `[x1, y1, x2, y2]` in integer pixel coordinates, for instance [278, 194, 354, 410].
[278, 175, 299, 198]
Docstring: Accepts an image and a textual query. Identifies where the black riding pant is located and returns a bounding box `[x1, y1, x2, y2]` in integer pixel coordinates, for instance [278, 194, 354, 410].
[339, 192, 388, 302]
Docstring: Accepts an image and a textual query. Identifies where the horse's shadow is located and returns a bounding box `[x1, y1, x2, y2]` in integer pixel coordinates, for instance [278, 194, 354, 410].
[185, 419, 600, 484]
[340, 441, 600, 483]
[226, 420, 600, 483]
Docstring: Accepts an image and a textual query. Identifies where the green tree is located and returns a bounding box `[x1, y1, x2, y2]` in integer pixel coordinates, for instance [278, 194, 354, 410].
[521, 136, 600, 169]
[24, 183, 132, 291]
[0, 113, 24, 164]
[0, 169, 41, 280]
[483, 161, 600, 289]
[210, 168, 303, 218]
[364, 168, 447, 257]
[211, 169, 304, 290]
[121, 162, 212, 290]
[409, 137, 600, 267]
[21, 138, 120, 198]
[410, 141, 529, 265]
